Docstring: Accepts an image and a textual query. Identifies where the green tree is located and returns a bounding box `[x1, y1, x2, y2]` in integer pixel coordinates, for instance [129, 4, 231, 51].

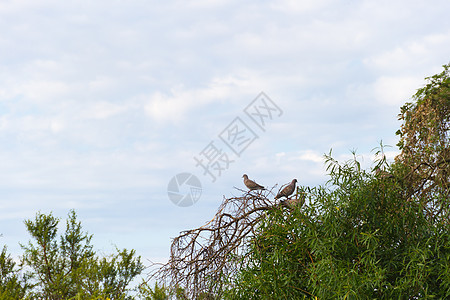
[395, 63, 449, 222]
[224, 156, 449, 299]
[20, 210, 144, 299]
[138, 282, 170, 300]
[222, 65, 450, 299]
[0, 244, 30, 299]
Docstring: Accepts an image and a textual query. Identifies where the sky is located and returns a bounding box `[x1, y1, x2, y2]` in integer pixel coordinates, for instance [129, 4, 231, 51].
[1, 0, 449, 274]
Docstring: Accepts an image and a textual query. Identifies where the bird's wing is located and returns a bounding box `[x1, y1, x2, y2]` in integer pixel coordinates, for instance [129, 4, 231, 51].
[283, 182, 295, 196]
[245, 178, 264, 190]
[283, 183, 293, 195]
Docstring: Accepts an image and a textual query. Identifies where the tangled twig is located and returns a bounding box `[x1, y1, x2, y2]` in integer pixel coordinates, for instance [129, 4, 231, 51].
[151, 186, 280, 298]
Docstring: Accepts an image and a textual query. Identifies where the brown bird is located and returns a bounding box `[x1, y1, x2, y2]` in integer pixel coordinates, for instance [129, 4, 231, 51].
[275, 179, 297, 200]
[281, 194, 305, 209]
[242, 174, 265, 191]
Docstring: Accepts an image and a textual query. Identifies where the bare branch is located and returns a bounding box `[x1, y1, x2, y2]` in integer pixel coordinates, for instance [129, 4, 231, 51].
[151, 187, 282, 298]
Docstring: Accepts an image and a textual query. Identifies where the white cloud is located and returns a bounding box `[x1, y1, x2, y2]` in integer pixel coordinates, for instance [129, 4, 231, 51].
[295, 150, 324, 163]
[143, 75, 258, 123]
[364, 32, 450, 73]
[88, 76, 117, 92]
[83, 101, 130, 120]
[50, 118, 65, 133]
[182, 0, 230, 9]
[373, 76, 423, 106]
[14, 80, 70, 102]
[270, 0, 333, 14]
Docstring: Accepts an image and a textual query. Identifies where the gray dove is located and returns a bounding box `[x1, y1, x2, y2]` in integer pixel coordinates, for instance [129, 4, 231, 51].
[275, 179, 297, 200]
[281, 196, 305, 209]
[242, 174, 265, 191]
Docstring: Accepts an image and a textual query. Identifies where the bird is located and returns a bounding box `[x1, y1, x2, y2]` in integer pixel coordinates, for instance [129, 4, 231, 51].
[275, 179, 297, 200]
[242, 174, 265, 191]
[280, 194, 305, 209]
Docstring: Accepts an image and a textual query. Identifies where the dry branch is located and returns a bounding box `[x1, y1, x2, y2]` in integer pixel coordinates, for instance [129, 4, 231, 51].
[151, 187, 281, 298]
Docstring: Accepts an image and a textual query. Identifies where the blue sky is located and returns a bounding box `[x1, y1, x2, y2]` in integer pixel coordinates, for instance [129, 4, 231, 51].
[1, 0, 449, 269]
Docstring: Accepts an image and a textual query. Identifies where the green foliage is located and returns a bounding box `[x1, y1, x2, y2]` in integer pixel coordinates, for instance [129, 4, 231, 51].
[0, 245, 30, 299]
[224, 65, 450, 299]
[397, 63, 449, 155]
[395, 63, 449, 222]
[138, 282, 169, 300]
[137, 281, 192, 300]
[18, 209, 144, 299]
[225, 155, 450, 299]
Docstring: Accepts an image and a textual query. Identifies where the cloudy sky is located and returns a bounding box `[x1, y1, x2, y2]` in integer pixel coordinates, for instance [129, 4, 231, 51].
[1, 0, 449, 269]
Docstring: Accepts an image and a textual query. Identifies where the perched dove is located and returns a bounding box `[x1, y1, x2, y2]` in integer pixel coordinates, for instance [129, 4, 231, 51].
[281, 194, 305, 209]
[275, 179, 297, 200]
[242, 174, 265, 191]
